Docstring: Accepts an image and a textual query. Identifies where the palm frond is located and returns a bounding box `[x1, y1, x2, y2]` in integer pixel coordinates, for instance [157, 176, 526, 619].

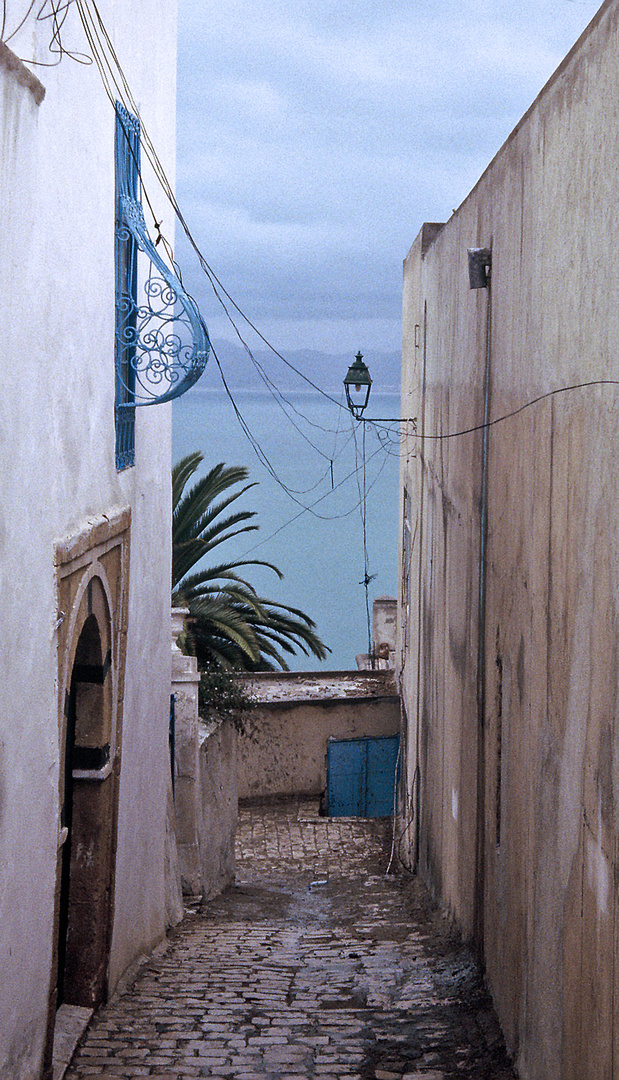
[173, 462, 254, 544]
[173, 525, 260, 588]
[176, 559, 283, 597]
[172, 452, 330, 671]
[172, 451, 203, 511]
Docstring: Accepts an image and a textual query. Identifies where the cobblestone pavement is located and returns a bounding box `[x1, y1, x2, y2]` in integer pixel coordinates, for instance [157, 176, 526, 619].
[66, 798, 516, 1080]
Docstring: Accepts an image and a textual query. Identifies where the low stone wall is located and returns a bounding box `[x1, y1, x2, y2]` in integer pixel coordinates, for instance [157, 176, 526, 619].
[198, 719, 237, 901]
[171, 610, 237, 905]
[238, 671, 400, 800]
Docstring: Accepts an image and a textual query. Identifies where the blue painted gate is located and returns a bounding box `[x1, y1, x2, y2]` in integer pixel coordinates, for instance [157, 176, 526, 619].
[326, 735, 400, 818]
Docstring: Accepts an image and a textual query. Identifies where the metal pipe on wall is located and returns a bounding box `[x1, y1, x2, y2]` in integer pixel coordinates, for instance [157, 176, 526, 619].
[474, 258, 492, 955]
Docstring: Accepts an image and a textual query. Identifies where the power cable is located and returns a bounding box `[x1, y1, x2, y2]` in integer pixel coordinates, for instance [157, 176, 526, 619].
[240, 439, 392, 557]
[6, 0, 373, 512]
[77, 0, 348, 413]
[17, 2, 618, 458]
[2, 0, 37, 41]
[78, 2, 363, 498]
[5, 0, 90, 65]
[77, 0, 359, 491]
[210, 344, 392, 515]
[360, 378, 619, 440]
[211, 345, 332, 502]
[352, 420, 375, 662]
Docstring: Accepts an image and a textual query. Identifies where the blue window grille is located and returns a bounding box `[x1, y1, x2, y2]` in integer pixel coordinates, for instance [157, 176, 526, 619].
[114, 102, 210, 471]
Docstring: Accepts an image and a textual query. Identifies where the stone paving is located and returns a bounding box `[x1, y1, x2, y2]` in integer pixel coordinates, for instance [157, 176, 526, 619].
[66, 798, 516, 1080]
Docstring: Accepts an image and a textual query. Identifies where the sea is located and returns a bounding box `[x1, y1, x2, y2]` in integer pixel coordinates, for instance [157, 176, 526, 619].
[173, 386, 401, 671]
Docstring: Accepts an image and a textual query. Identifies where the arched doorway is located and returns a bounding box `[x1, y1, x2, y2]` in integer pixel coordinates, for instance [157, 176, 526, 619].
[44, 516, 130, 1079]
[56, 577, 117, 1009]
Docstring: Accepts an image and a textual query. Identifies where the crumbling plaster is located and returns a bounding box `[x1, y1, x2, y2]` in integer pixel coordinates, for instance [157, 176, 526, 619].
[238, 671, 400, 799]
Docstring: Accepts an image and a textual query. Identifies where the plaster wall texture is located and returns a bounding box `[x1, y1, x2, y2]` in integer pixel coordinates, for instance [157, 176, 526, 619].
[237, 672, 400, 799]
[171, 619, 202, 898]
[373, 595, 397, 666]
[171, 612, 237, 904]
[0, 3, 178, 1075]
[198, 719, 238, 901]
[398, 2, 619, 1078]
[373, 596, 397, 651]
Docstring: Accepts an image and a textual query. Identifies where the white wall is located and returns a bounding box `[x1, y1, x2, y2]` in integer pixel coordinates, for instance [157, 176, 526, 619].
[0, 1, 179, 1073]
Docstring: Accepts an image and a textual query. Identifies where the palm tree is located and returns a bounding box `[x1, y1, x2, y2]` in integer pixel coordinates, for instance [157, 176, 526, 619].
[172, 451, 330, 670]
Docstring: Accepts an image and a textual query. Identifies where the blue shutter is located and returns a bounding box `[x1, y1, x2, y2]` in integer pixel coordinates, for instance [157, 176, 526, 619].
[327, 735, 400, 817]
[115, 104, 139, 468]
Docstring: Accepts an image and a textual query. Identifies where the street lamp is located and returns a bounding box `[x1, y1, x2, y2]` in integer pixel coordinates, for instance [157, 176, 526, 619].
[343, 352, 372, 419]
[343, 248, 492, 428]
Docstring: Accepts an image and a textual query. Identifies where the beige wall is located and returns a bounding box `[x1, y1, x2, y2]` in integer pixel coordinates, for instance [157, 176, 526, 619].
[198, 720, 237, 902]
[398, 3, 619, 1078]
[171, 613, 237, 905]
[238, 672, 400, 799]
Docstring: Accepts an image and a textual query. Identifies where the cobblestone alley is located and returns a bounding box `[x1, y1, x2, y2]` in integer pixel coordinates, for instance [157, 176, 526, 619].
[65, 799, 516, 1080]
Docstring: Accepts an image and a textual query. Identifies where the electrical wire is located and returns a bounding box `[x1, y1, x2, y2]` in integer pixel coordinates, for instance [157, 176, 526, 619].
[39, 0, 89, 64]
[73, 0, 421, 525]
[240, 439, 392, 557]
[212, 345, 332, 502]
[387, 763, 419, 875]
[5, 0, 401, 595]
[361, 378, 619, 440]
[2, 1, 399, 676]
[107, 9, 396, 516]
[2, 0, 37, 42]
[4, 0, 90, 65]
[13, 1, 619, 460]
[75, 0, 360, 497]
[28, 0, 619, 600]
[76, 2, 366, 506]
[385, 737, 403, 876]
[352, 420, 375, 661]
[210, 344, 392, 517]
[77, 0, 347, 414]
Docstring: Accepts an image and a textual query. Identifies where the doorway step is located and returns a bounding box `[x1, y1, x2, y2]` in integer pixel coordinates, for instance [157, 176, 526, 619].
[52, 1004, 93, 1080]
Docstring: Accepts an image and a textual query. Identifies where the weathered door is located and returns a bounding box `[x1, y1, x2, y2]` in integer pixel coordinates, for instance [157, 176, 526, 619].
[327, 735, 400, 817]
[55, 582, 117, 1015]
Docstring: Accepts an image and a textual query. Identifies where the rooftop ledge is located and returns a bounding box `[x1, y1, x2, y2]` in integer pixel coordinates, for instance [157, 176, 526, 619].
[240, 669, 399, 706]
[0, 41, 45, 105]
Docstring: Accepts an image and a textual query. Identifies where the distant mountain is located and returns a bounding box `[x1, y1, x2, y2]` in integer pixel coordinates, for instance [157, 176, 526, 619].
[206, 338, 401, 395]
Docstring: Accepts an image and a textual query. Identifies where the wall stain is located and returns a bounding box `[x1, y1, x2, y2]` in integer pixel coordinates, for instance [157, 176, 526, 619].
[516, 635, 525, 705]
[449, 626, 468, 681]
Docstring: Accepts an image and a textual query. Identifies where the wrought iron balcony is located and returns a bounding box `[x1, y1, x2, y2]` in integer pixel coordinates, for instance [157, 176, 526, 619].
[114, 102, 209, 467]
[116, 195, 210, 407]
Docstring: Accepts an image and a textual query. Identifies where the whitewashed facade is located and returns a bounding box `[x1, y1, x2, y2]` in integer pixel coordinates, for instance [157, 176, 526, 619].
[0, 3, 188, 1075]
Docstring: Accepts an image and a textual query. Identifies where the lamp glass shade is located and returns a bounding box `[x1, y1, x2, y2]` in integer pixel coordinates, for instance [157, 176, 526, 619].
[344, 352, 372, 418]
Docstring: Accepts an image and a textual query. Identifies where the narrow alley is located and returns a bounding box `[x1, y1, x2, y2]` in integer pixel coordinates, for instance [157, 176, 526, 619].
[65, 800, 516, 1080]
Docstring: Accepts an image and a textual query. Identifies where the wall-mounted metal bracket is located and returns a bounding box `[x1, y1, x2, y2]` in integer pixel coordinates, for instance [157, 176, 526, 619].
[468, 248, 492, 289]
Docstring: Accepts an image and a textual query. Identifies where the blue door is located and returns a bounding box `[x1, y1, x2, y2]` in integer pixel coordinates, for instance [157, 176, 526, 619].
[326, 735, 400, 817]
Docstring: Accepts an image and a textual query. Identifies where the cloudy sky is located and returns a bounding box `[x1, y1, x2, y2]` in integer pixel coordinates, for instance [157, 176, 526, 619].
[176, 0, 603, 362]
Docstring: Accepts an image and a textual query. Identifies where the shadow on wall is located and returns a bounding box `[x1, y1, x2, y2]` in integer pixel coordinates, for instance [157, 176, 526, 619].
[169, 609, 238, 908]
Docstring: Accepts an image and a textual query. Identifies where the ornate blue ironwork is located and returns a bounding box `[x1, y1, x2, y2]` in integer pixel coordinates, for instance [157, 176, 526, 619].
[114, 102, 209, 468]
[116, 198, 210, 407]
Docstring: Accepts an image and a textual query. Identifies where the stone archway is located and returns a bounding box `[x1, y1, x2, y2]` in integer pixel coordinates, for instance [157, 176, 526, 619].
[43, 510, 130, 1079]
